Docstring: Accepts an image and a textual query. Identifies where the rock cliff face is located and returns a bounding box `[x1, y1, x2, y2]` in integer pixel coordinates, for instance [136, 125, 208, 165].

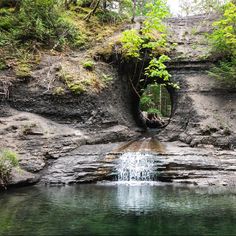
[0, 15, 235, 189]
[0, 54, 140, 189]
[159, 15, 236, 150]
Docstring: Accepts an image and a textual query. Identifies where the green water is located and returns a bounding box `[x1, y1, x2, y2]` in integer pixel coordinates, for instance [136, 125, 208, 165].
[0, 183, 236, 236]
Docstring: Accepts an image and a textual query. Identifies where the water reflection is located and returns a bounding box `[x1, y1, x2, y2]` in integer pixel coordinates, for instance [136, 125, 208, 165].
[0, 184, 236, 236]
[117, 184, 155, 214]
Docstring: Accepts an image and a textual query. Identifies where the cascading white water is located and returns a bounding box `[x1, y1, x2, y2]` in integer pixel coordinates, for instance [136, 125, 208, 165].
[117, 152, 156, 181]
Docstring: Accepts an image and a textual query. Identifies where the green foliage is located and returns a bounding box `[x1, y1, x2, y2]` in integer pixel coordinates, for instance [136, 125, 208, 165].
[15, 63, 31, 78]
[145, 55, 171, 81]
[96, 10, 123, 24]
[140, 94, 153, 108]
[209, 1, 236, 87]
[146, 107, 163, 116]
[83, 60, 95, 70]
[140, 84, 160, 113]
[142, 0, 170, 34]
[144, 55, 179, 89]
[0, 9, 16, 46]
[101, 73, 113, 83]
[53, 87, 65, 95]
[1, 150, 18, 167]
[0, 149, 19, 188]
[0, 0, 83, 50]
[121, 29, 144, 58]
[0, 59, 7, 70]
[0, 9, 14, 31]
[120, 0, 178, 119]
[210, 1, 236, 57]
[121, 0, 170, 59]
[209, 58, 236, 88]
[179, 0, 226, 16]
[119, 0, 133, 15]
[120, 0, 178, 91]
[59, 69, 86, 94]
[16, 0, 81, 48]
[140, 83, 172, 117]
[68, 82, 86, 94]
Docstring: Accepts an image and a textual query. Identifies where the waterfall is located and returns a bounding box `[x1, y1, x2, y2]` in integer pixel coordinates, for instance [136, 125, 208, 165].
[117, 152, 156, 181]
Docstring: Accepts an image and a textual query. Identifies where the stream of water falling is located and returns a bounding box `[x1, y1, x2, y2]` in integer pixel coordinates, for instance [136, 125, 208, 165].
[116, 137, 164, 182]
[117, 152, 156, 181]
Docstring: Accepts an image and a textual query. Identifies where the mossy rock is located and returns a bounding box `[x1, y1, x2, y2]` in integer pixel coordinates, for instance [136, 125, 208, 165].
[53, 87, 65, 96]
[15, 64, 31, 79]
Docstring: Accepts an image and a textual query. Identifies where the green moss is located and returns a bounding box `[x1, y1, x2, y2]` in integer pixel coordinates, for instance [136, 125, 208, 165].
[0, 60, 7, 70]
[59, 69, 86, 94]
[198, 53, 210, 60]
[93, 41, 116, 61]
[68, 82, 86, 94]
[101, 73, 113, 84]
[191, 27, 198, 35]
[53, 87, 65, 96]
[191, 44, 198, 50]
[83, 60, 95, 70]
[15, 63, 31, 78]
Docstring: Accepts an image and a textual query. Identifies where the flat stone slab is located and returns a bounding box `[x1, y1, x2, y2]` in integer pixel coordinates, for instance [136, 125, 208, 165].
[41, 140, 236, 186]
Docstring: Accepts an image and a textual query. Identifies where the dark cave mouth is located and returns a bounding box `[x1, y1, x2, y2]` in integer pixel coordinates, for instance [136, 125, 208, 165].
[136, 83, 173, 129]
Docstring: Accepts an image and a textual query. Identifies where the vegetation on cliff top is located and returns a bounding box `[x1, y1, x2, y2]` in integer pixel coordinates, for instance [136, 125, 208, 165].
[209, 1, 236, 88]
[0, 0, 235, 94]
[0, 0, 128, 93]
[0, 1, 127, 59]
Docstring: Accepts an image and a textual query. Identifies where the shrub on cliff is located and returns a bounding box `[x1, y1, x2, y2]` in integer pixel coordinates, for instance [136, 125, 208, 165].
[0, 149, 19, 188]
[209, 1, 236, 88]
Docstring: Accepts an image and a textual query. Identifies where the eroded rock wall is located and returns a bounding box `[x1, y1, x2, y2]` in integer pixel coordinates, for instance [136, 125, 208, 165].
[158, 15, 236, 149]
[159, 67, 236, 149]
[0, 15, 235, 189]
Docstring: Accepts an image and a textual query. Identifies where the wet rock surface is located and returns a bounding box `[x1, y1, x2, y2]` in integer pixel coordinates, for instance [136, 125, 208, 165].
[41, 139, 236, 187]
[0, 111, 139, 188]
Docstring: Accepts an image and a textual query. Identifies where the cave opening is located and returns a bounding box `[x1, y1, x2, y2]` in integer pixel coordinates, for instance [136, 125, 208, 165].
[132, 82, 174, 130]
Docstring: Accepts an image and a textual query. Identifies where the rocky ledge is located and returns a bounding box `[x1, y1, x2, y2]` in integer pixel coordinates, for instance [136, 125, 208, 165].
[41, 139, 236, 187]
